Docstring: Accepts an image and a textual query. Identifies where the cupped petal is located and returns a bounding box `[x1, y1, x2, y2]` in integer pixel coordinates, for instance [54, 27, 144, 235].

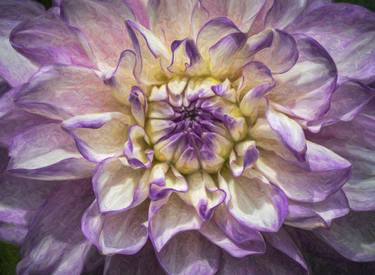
[256, 141, 352, 203]
[315, 211, 375, 262]
[254, 29, 298, 74]
[219, 169, 288, 232]
[17, 180, 95, 275]
[129, 86, 147, 127]
[126, 20, 170, 85]
[289, 3, 375, 84]
[266, 106, 307, 161]
[286, 190, 350, 230]
[148, 163, 188, 200]
[82, 200, 148, 255]
[270, 34, 337, 121]
[7, 123, 95, 180]
[157, 230, 220, 275]
[149, 194, 202, 252]
[229, 140, 259, 177]
[62, 112, 132, 162]
[179, 171, 226, 220]
[10, 14, 95, 68]
[169, 39, 202, 75]
[15, 65, 123, 120]
[124, 125, 153, 169]
[93, 157, 149, 213]
[61, 0, 135, 74]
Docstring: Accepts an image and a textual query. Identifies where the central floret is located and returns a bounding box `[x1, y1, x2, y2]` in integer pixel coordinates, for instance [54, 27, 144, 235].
[146, 77, 248, 174]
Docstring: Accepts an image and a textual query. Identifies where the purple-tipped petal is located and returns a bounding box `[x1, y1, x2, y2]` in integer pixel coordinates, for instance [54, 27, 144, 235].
[254, 29, 298, 74]
[17, 180, 95, 275]
[7, 123, 95, 180]
[270, 34, 337, 121]
[265, 0, 308, 30]
[62, 112, 131, 163]
[289, 3, 375, 84]
[82, 200, 148, 255]
[92, 157, 149, 213]
[149, 194, 202, 252]
[286, 190, 350, 230]
[219, 169, 288, 232]
[157, 230, 220, 275]
[266, 106, 307, 161]
[256, 141, 352, 203]
[10, 14, 95, 68]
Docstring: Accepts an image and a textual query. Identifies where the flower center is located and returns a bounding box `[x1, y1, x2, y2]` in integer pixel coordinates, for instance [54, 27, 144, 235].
[145, 77, 248, 174]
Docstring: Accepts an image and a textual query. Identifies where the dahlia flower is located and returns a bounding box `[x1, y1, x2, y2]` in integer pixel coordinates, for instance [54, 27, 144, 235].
[0, 0, 375, 274]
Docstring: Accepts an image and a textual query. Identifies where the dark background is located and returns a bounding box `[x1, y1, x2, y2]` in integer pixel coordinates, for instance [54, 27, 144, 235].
[1, 0, 375, 274]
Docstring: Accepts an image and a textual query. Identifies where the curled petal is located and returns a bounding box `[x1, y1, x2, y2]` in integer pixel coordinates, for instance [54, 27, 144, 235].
[219, 169, 288, 232]
[93, 157, 149, 213]
[229, 140, 259, 177]
[266, 106, 307, 161]
[286, 190, 350, 230]
[62, 112, 132, 162]
[179, 171, 226, 220]
[256, 142, 352, 203]
[169, 39, 201, 74]
[270, 34, 337, 121]
[82, 200, 148, 255]
[129, 86, 147, 127]
[148, 163, 188, 200]
[124, 125, 153, 169]
[149, 194, 202, 252]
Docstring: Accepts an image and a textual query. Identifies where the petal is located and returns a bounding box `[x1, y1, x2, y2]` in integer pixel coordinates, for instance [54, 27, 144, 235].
[148, 0, 196, 45]
[256, 142, 352, 203]
[179, 172, 226, 220]
[270, 34, 337, 121]
[254, 29, 298, 74]
[229, 140, 259, 177]
[124, 125, 153, 169]
[149, 194, 202, 252]
[10, 14, 95, 68]
[286, 190, 350, 230]
[61, 0, 135, 74]
[128, 86, 147, 127]
[15, 65, 123, 120]
[17, 180, 95, 275]
[266, 106, 307, 161]
[201, 217, 265, 258]
[219, 169, 288, 232]
[168, 39, 201, 74]
[93, 157, 149, 213]
[315, 211, 375, 262]
[0, 0, 43, 86]
[0, 175, 58, 226]
[289, 3, 375, 84]
[148, 163, 188, 200]
[157, 230, 220, 275]
[62, 112, 132, 162]
[103, 243, 165, 275]
[82, 200, 148, 255]
[263, 228, 308, 271]
[126, 20, 170, 85]
[308, 80, 374, 130]
[7, 123, 94, 180]
[265, 0, 308, 29]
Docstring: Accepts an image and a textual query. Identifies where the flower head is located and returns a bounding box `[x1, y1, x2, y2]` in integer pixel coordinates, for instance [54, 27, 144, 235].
[1, 0, 375, 274]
